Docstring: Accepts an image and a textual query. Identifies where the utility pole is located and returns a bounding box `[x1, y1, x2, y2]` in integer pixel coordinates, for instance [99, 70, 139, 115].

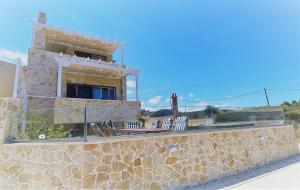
[264, 88, 270, 107]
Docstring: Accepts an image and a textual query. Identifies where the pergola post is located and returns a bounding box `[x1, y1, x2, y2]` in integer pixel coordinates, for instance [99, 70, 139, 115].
[57, 62, 62, 97]
[135, 71, 140, 102]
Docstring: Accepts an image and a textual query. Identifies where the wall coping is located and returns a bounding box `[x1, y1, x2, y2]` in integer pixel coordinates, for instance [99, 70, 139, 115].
[0, 97, 20, 100]
[5, 125, 293, 146]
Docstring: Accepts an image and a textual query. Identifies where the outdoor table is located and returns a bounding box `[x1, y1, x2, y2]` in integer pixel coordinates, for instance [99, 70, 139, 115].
[118, 128, 170, 134]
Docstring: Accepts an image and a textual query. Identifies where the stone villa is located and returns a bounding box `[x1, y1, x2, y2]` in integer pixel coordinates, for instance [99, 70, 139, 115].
[0, 12, 141, 126]
[0, 12, 299, 190]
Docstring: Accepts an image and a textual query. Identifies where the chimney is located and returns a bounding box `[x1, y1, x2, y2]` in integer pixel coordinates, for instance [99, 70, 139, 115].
[38, 11, 47, 24]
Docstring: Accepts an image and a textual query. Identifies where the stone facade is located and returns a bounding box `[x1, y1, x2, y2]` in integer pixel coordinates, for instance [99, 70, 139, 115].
[26, 48, 127, 100]
[24, 13, 141, 124]
[15, 63, 28, 112]
[28, 96, 141, 124]
[25, 48, 139, 123]
[0, 126, 298, 189]
[26, 48, 58, 97]
[0, 98, 22, 143]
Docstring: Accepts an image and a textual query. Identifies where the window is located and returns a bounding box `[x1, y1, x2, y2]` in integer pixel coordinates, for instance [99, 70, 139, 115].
[102, 88, 108, 100]
[74, 51, 108, 61]
[67, 84, 116, 100]
[92, 88, 102, 99]
[66, 84, 76, 98]
[108, 88, 115, 100]
[77, 85, 92, 99]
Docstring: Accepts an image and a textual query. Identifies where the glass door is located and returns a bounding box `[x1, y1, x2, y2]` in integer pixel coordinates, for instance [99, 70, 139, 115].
[92, 87, 102, 99]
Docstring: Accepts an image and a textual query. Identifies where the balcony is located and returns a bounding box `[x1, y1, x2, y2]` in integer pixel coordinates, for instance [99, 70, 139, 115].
[28, 96, 141, 124]
[53, 52, 140, 102]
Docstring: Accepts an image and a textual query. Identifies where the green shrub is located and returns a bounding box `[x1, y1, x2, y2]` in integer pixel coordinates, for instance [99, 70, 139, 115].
[25, 115, 67, 140]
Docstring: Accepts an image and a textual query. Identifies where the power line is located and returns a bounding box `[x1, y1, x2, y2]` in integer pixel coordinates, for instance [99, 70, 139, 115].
[207, 89, 263, 102]
[266, 88, 300, 91]
[141, 104, 273, 109]
[128, 88, 300, 102]
[129, 89, 264, 103]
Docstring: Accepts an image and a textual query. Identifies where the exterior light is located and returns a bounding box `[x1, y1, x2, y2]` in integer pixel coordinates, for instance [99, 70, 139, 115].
[39, 134, 46, 139]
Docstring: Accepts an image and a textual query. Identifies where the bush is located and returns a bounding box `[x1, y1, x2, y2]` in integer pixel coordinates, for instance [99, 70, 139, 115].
[285, 110, 300, 121]
[24, 115, 67, 140]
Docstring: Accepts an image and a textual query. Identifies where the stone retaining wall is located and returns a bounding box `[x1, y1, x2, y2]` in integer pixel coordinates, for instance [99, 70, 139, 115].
[0, 98, 22, 143]
[0, 125, 298, 189]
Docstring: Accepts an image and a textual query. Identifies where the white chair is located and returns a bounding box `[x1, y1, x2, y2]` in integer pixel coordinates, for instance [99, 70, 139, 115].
[174, 116, 188, 131]
[128, 121, 141, 129]
[162, 118, 172, 129]
[152, 121, 157, 128]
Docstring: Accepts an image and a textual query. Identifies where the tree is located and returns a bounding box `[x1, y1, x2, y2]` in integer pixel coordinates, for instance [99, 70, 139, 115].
[282, 101, 291, 106]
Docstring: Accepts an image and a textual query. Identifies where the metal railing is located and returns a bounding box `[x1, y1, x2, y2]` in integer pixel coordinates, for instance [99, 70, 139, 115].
[7, 105, 289, 143]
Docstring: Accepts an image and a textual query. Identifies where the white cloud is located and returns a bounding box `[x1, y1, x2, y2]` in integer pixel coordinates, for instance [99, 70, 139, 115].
[165, 98, 170, 103]
[127, 89, 134, 95]
[0, 49, 27, 65]
[179, 95, 184, 100]
[148, 96, 161, 105]
[192, 101, 209, 111]
[126, 80, 136, 88]
[142, 106, 161, 111]
[214, 102, 233, 109]
[188, 93, 194, 98]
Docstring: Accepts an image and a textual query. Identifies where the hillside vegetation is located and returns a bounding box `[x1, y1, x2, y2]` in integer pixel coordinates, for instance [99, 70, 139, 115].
[282, 100, 300, 121]
[143, 100, 300, 139]
[281, 100, 300, 140]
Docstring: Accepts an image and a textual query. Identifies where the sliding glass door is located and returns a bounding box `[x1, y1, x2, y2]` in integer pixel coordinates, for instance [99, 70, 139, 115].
[92, 87, 102, 99]
[67, 84, 116, 100]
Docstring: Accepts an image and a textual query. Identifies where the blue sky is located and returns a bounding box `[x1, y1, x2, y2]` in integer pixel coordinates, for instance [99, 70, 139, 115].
[0, 0, 300, 110]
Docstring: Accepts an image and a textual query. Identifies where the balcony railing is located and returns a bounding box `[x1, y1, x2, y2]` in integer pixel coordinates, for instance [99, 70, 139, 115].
[53, 51, 126, 70]
[28, 96, 141, 124]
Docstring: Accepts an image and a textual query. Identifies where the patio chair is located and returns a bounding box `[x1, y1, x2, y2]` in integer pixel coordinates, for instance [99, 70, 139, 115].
[174, 116, 188, 131]
[89, 120, 117, 137]
[162, 118, 172, 129]
[108, 120, 117, 136]
[127, 121, 141, 129]
[152, 121, 157, 128]
[89, 123, 104, 137]
[101, 120, 117, 136]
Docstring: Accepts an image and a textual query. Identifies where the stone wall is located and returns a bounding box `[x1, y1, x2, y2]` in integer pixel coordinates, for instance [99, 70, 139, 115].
[0, 126, 298, 189]
[28, 96, 141, 123]
[0, 98, 22, 143]
[26, 48, 58, 97]
[15, 63, 28, 113]
[26, 48, 127, 100]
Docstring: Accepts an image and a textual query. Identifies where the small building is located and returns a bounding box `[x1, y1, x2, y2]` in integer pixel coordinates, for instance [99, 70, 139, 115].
[0, 61, 17, 97]
[1, 12, 141, 126]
